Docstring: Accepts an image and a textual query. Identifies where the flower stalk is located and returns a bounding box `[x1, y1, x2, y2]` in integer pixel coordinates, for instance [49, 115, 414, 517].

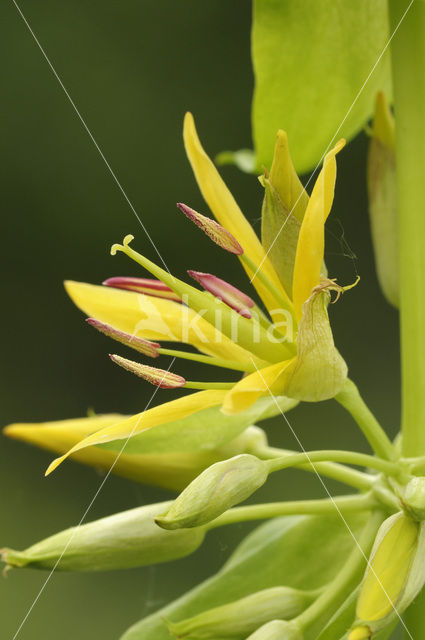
[254, 445, 375, 491]
[335, 380, 395, 461]
[209, 494, 378, 528]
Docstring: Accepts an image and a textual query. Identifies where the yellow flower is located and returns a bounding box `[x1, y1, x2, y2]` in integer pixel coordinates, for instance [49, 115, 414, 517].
[4, 114, 350, 475]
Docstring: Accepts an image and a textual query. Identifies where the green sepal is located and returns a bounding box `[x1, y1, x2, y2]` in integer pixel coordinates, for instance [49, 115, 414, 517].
[284, 291, 347, 401]
[261, 178, 301, 296]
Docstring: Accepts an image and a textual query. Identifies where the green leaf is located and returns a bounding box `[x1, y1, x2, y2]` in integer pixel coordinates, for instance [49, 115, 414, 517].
[215, 149, 256, 173]
[316, 589, 358, 640]
[120, 513, 367, 640]
[99, 396, 297, 455]
[252, 0, 391, 173]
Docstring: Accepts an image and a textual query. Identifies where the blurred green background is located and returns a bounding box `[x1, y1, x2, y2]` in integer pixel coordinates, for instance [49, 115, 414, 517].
[1, 1, 400, 638]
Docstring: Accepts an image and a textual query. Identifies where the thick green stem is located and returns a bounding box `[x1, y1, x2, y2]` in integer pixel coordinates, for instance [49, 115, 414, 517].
[389, 0, 425, 456]
[208, 493, 375, 529]
[255, 445, 374, 491]
[336, 380, 395, 460]
[389, 1, 425, 636]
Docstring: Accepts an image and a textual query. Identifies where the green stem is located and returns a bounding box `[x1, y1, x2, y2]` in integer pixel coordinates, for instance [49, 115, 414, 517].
[335, 379, 395, 460]
[255, 445, 374, 492]
[388, 0, 425, 457]
[266, 449, 400, 477]
[296, 511, 385, 635]
[208, 493, 376, 529]
[184, 381, 235, 390]
[389, 2, 425, 636]
[159, 347, 254, 372]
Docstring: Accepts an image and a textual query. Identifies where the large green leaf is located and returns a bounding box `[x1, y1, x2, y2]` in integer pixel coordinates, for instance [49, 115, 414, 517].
[120, 513, 366, 640]
[252, 0, 391, 173]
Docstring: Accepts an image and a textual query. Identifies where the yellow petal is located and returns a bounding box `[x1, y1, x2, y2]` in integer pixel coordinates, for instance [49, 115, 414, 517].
[4, 413, 255, 491]
[65, 280, 259, 367]
[45, 390, 226, 474]
[292, 140, 345, 319]
[221, 359, 294, 415]
[183, 112, 291, 313]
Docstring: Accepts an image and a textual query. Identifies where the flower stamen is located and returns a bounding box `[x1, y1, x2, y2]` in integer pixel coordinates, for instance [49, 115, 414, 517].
[109, 354, 186, 389]
[87, 318, 160, 357]
[177, 203, 243, 255]
[103, 277, 181, 302]
[187, 270, 255, 318]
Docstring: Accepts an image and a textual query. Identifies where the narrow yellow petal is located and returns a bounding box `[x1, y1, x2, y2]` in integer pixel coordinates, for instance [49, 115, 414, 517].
[4, 413, 254, 491]
[45, 390, 226, 475]
[183, 112, 291, 313]
[65, 280, 260, 367]
[292, 140, 345, 319]
[221, 359, 294, 415]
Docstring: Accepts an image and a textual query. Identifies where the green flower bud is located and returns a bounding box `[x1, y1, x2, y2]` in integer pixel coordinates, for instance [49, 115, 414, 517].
[367, 91, 398, 307]
[155, 454, 269, 530]
[403, 477, 425, 520]
[350, 512, 425, 636]
[167, 586, 315, 638]
[1, 501, 205, 572]
[246, 620, 303, 639]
